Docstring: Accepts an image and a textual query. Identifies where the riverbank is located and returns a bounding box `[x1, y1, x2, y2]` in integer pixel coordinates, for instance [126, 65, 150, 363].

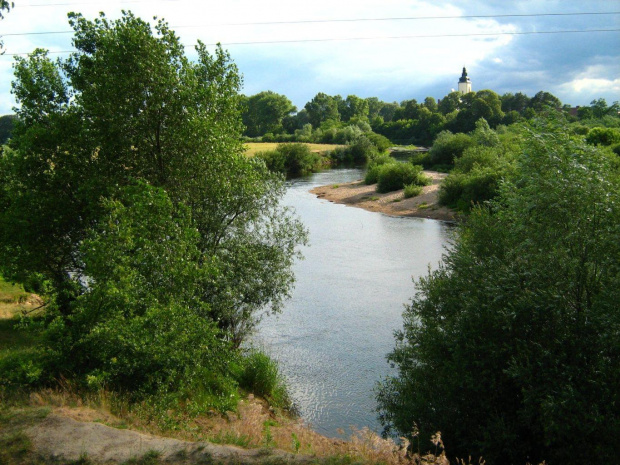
[310, 171, 457, 222]
[0, 282, 446, 465]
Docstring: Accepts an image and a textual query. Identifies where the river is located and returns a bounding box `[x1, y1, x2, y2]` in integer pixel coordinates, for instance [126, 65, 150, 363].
[254, 168, 453, 438]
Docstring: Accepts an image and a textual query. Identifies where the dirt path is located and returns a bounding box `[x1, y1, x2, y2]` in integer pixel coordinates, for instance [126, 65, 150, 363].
[26, 413, 313, 464]
[310, 171, 457, 222]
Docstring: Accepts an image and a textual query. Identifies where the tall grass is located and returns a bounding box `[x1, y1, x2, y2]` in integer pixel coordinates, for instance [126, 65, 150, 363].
[237, 349, 290, 410]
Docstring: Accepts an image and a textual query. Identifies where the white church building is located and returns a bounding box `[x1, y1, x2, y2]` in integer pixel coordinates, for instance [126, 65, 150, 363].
[458, 67, 472, 94]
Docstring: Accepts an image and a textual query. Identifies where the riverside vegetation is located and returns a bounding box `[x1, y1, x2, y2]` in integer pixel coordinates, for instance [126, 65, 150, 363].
[1, 8, 619, 465]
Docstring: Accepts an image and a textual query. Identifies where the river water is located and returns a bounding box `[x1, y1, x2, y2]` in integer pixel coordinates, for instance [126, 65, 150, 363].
[255, 168, 452, 438]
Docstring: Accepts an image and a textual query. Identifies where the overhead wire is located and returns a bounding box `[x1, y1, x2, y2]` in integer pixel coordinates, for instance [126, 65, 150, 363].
[1, 27, 619, 56]
[1, 11, 619, 37]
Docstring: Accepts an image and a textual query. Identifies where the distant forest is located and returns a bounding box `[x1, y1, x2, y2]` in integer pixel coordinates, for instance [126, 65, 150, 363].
[238, 89, 619, 146]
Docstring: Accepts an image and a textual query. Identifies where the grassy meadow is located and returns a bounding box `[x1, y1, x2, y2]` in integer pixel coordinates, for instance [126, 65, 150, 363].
[244, 142, 342, 157]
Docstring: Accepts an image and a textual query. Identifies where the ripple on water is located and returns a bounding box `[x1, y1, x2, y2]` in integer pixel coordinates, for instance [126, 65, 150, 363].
[255, 168, 452, 438]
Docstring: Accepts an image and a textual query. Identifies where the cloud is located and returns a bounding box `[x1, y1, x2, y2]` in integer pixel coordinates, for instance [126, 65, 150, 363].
[0, 0, 618, 114]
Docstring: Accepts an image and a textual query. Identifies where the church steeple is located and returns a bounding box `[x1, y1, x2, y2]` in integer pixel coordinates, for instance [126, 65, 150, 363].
[458, 67, 472, 94]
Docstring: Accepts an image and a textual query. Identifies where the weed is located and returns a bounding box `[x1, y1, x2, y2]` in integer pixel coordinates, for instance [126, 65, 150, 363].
[291, 432, 301, 453]
[122, 450, 162, 465]
[210, 431, 251, 448]
[263, 420, 276, 448]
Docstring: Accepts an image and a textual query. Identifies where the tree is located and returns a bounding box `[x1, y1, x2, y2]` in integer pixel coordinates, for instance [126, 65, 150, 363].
[1, 12, 307, 351]
[501, 91, 529, 114]
[0, 0, 13, 53]
[304, 92, 340, 127]
[377, 122, 620, 464]
[423, 96, 438, 113]
[438, 91, 461, 115]
[529, 90, 561, 112]
[428, 130, 473, 165]
[0, 114, 16, 144]
[340, 94, 369, 122]
[589, 98, 618, 119]
[241, 90, 296, 137]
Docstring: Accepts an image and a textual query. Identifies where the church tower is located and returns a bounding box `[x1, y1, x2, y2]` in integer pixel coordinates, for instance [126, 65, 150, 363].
[458, 67, 472, 94]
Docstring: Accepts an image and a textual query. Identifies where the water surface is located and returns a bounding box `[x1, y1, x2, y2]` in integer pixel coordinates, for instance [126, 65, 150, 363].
[255, 168, 452, 437]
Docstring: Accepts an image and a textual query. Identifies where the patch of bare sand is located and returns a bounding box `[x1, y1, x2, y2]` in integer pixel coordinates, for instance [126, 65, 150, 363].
[26, 413, 312, 464]
[24, 399, 416, 464]
[310, 171, 457, 222]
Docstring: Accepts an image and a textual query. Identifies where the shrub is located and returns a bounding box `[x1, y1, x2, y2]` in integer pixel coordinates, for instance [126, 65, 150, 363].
[403, 183, 423, 198]
[333, 125, 364, 145]
[429, 131, 473, 166]
[409, 151, 432, 169]
[365, 132, 392, 151]
[585, 126, 620, 146]
[256, 149, 286, 173]
[256, 143, 323, 176]
[377, 124, 620, 464]
[376, 163, 429, 193]
[364, 153, 396, 185]
[439, 166, 502, 211]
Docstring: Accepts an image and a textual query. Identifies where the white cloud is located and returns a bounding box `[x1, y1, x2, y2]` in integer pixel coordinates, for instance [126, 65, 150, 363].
[0, 0, 617, 113]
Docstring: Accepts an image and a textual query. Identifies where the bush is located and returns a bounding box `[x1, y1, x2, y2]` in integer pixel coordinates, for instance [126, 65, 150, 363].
[376, 163, 429, 193]
[403, 183, 423, 198]
[365, 132, 392, 151]
[238, 350, 290, 409]
[257, 143, 324, 176]
[429, 131, 473, 166]
[364, 153, 396, 184]
[409, 151, 432, 169]
[377, 125, 620, 464]
[439, 167, 501, 211]
[585, 126, 620, 146]
[42, 184, 240, 412]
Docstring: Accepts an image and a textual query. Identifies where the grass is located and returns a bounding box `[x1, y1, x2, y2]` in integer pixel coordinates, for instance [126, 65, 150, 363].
[245, 143, 342, 157]
[404, 184, 424, 199]
[0, 276, 452, 464]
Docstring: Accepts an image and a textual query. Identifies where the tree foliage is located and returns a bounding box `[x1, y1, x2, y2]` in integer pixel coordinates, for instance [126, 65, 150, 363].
[0, 12, 307, 396]
[304, 92, 340, 128]
[377, 123, 620, 464]
[241, 91, 296, 137]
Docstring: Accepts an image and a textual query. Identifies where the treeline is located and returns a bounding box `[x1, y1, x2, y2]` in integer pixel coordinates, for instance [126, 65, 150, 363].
[239, 88, 620, 147]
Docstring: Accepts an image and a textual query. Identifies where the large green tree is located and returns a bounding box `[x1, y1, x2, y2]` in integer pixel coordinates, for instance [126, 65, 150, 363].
[377, 123, 620, 464]
[241, 90, 296, 137]
[0, 11, 306, 352]
[304, 92, 340, 128]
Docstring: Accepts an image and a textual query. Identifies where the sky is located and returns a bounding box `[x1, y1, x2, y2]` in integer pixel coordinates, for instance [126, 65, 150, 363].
[0, 0, 619, 115]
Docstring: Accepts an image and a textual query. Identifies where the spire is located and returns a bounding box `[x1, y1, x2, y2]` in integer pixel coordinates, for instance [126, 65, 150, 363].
[459, 67, 470, 83]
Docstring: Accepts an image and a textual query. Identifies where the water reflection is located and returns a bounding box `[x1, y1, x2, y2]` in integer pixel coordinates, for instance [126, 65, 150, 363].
[255, 169, 452, 437]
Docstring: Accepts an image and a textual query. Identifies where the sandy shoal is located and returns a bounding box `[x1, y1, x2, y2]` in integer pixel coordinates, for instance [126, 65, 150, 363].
[310, 170, 458, 222]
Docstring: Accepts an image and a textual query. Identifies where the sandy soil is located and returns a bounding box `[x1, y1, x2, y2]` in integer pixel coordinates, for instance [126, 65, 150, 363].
[26, 412, 314, 464]
[310, 171, 457, 222]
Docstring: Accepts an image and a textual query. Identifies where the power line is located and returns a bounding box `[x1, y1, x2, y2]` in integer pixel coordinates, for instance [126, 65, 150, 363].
[18, 0, 177, 6]
[2, 28, 618, 56]
[2, 11, 619, 37]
